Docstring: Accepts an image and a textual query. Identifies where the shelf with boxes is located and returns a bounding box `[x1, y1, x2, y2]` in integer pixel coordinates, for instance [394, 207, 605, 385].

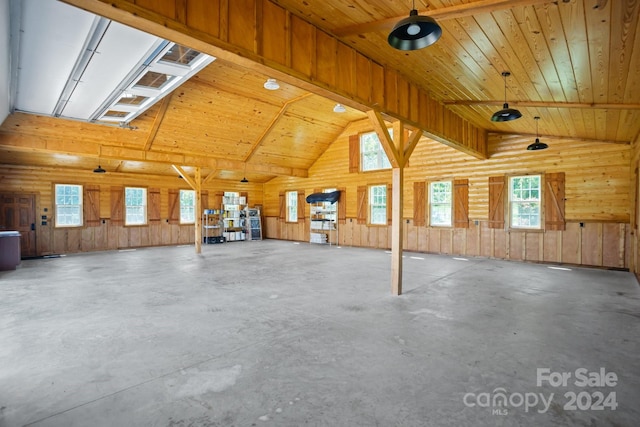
[307, 190, 340, 246]
[203, 209, 224, 244]
[222, 195, 246, 242]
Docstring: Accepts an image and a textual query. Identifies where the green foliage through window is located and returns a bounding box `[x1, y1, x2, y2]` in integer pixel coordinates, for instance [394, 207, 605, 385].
[510, 175, 541, 228]
[360, 131, 392, 171]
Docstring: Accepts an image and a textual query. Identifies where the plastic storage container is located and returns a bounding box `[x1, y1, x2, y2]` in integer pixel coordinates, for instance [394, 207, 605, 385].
[0, 231, 21, 270]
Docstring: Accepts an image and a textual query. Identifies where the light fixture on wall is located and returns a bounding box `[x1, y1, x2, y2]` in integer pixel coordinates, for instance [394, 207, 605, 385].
[491, 71, 522, 122]
[388, 0, 442, 51]
[527, 116, 548, 151]
[263, 78, 280, 90]
[333, 103, 346, 113]
[93, 165, 106, 173]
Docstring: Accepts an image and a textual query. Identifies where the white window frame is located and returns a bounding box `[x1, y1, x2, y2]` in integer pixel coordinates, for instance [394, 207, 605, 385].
[55, 184, 83, 227]
[369, 185, 387, 225]
[429, 180, 453, 227]
[360, 130, 392, 172]
[179, 189, 195, 224]
[287, 191, 298, 222]
[509, 175, 542, 229]
[125, 187, 147, 226]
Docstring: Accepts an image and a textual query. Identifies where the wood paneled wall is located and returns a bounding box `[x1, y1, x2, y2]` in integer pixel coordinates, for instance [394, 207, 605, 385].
[0, 165, 263, 255]
[264, 119, 632, 269]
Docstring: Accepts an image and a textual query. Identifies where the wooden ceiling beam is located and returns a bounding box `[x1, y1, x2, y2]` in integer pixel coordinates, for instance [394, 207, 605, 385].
[333, 0, 553, 37]
[444, 100, 640, 110]
[144, 93, 173, 151]
[0, 131, 308, 178]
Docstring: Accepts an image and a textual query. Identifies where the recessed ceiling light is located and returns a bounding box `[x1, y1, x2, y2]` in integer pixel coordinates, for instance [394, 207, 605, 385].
[333, 103, 346, 113]
[264, 78, 280, 90]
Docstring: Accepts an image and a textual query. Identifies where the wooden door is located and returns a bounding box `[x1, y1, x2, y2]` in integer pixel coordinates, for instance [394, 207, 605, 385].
[0, 194, 37, 258]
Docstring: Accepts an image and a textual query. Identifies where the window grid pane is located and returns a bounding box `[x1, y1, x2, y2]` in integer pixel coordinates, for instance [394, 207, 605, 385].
[180, 190, 195, 224]
[287, 191, 298, 222]
[360, 131, 392, 171]
[430, 181, 452, 226]
[369, 185, 387, 225]
[55, 184, 83, 227]
[125, 187, 147, 225]
[510, 176, 541, 228]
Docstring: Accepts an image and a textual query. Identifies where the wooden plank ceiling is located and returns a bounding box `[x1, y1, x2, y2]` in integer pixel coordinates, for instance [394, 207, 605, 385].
[1, 0, 639, 182]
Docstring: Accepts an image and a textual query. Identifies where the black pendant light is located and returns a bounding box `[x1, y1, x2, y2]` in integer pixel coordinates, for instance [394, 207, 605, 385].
[527, 116, 548, 151]
[93, 165, 106, 173]
[388, 1, 442, 51]
[491, 71, 522, 122]
[240, 177, 249, 183]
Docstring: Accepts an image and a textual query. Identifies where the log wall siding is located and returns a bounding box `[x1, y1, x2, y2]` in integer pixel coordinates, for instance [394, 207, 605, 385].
[263, 119, 631, 269]
[0, 165, 263, 255]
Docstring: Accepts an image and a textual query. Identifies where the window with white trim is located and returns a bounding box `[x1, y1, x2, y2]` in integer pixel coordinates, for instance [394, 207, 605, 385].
[55, 184, 83, 227]
[125, 187, 147, 225]
[369, 185, 387, 225]
[287, 191, 298, 222]
[429, 181, 452, 227]
[509, 175, 541, 229]
[360, 130, 392, 171]
[180, 190, 195, 224]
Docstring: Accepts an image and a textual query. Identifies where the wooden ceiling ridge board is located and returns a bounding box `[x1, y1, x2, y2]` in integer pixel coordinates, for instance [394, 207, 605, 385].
[61, 0, 485, 160]
[244, 93, 313, 163]
[332, 0, 554, 37]
[0, 131, 308, 178]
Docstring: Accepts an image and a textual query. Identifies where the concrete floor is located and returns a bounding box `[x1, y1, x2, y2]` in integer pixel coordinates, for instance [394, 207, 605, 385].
[1, 240, 639, 427]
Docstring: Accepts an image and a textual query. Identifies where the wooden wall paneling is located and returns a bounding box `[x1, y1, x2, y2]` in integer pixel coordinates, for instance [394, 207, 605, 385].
[384, 69, 398, 115]
[493, 229, 507, 259]
[602, 223, 623, 268]
[479, 222, 492, 257]
[261, 0, 287, 64]
[67, 228, 82, 253]
[338, 187, 346, 224]
[581, 223, 603, 266]
[543, 230, 561, 263]
[290, 15, 314, 77]
[336, 42, 355, 95]
[129, 226, 141, 248]
[409, 84, 420, 124]
[228, 0, 256, 52]
[370, 62, 385, 108]
[440, 229, 453, 255]
[397, 75, 410, 120]
[525, 232, 541, 262]
[135, 0, 175, 19]
[316, 31, 337, 87]
[428, 228, 441, 253]
[355, 52, 371, 103]
[186, 0, 220, 37]
[562, 222, 582, 265]
[452, 228, 466, 255]
[406, 222, 417, 252]
[417, 226, 428, 253]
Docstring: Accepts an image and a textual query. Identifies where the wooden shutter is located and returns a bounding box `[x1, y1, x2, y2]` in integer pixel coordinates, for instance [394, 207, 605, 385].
[84, 185, 100, 227]
[454, 179, 469, 228]
[338, 187, 346, 224]
[148, 188, 161, 222]
[635, 167, 639, 230]
[349, 134, 359, 173]
[488, 176, 505, 229]
[545, 172, 565, 231]
[356, 186, 367, 224]
[279, 192, 286, 221]
[413, 181, 425, 227]
[387, 184, 392, 225]
[240, 191, 248, 206]
[168, 189, 180, 224]
[110, 186, 123, 225]
[297, 190, 306, 221]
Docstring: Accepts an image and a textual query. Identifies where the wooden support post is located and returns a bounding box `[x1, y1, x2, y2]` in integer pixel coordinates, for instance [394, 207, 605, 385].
[391, 166, 403, 295]
[195, 167, 202, 254]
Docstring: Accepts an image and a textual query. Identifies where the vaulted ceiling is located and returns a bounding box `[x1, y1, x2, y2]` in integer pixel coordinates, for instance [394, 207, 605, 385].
[1, 0, 639, 183]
